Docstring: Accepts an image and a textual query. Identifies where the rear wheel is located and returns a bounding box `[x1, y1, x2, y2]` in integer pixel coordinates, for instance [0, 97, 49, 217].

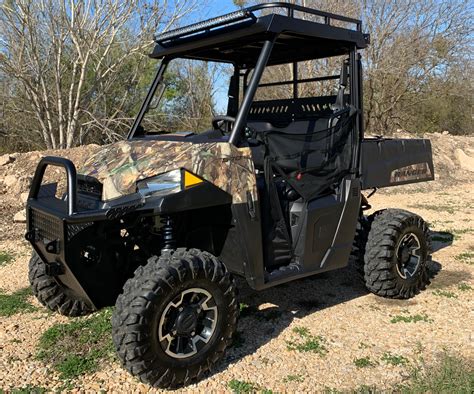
[112, 248, 238, 388]
[362, 209, 431, 299]
[28, 252, 94, 316]
[349, 215, 372, 278]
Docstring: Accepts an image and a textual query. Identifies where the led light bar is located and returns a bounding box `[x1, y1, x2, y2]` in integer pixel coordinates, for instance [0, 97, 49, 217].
[154, 9, 253, 43]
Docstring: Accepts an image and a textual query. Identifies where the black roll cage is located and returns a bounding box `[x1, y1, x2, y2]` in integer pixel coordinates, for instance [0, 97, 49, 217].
[154, 2, 362, 45]
[127, 2, 365, 173]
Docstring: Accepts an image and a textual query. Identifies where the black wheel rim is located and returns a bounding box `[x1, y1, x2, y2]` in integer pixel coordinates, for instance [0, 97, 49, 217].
[395, 232, 421, 279]
[158, 288, 218, 359]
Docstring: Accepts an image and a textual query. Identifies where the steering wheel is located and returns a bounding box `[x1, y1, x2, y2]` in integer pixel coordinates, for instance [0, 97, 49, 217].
[212, 115, 257, 139]
[212, 115, 236, 135]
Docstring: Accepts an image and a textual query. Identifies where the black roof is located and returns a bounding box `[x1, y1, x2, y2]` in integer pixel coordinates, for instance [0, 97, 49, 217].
[150, 2, 369, 67]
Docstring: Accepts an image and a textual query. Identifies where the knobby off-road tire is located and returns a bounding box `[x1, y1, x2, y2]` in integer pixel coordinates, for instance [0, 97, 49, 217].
[362, 209, 431, 299]
[112, 248, 238, 388]
[349, 215, 373, 278]
[28, 252, 94, 316]
[350, 211, 387, 278]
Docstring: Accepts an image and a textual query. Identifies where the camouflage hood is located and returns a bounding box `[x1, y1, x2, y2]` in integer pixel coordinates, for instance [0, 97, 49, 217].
[80, 140, 257, 203]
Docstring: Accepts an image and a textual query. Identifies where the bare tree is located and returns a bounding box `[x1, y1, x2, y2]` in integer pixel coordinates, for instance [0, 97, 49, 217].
[361, 0, 473, 133]
[237, 0, 473, 134]
[0, 0, 199, 149]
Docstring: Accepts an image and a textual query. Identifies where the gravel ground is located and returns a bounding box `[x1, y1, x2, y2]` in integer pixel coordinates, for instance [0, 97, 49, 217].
[0, 183, 473, 392]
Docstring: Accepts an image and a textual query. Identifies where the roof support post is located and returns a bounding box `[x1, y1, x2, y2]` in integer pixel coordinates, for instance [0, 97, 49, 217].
[293, 62, 298, 99]
[127, 58, 169, 139]
[229, 39, 274, 146]
[349, 47, 361, 173]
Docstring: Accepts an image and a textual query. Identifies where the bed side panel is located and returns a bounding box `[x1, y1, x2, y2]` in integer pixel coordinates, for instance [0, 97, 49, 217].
[360, 138, 435, 189]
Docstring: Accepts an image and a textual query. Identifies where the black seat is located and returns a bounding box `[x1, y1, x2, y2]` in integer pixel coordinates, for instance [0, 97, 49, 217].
[260, 106, 355, 199]
[248, 118, 331, 170]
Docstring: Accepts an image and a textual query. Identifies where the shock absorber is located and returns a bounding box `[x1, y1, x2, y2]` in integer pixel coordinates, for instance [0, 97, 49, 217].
[161, 215, 176, 252]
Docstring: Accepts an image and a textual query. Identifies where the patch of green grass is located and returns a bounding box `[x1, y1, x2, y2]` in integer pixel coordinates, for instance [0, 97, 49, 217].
[55, 353, 103, 380]
[353, 356, 376, 368]
[0, 287, 37, 317]
[9, 385, 48, 394]
[286, 326, 327, 356]
[381, 352, 409, 366]
[432, 289, 458, 298]
[284, 374, 305, 383]
[228, 379, 257, 393]
[37, 308, 114, 380]
[458, 283, 472, 291]
[292, 326, 309, 336]
[390, 313, 432, 324]
[398, 352, 474, 393]
[455, 252, 474, 264]
[0, 251, 14, 267]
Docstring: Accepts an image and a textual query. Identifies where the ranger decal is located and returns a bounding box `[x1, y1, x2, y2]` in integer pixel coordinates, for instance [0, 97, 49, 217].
[390, 162, 432, 183]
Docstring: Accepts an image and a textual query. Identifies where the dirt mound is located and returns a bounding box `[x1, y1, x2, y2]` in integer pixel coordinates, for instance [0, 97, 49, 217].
[421, 132, 474, 181]
[0, 144, 102, 241]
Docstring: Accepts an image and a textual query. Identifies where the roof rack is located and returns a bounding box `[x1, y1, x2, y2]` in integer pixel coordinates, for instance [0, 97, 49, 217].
[154, 2, 362, 44]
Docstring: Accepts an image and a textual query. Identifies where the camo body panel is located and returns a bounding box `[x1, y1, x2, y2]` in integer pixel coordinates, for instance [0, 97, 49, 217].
[80, 140, 257, 204]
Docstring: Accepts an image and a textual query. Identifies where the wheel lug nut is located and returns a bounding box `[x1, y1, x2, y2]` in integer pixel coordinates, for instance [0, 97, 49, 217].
[191, 331, 195, 336]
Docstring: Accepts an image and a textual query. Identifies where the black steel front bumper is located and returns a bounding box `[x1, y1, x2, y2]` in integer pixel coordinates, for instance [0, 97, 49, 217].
[27, 156, 113, 223]
[25, 156, 116, 309]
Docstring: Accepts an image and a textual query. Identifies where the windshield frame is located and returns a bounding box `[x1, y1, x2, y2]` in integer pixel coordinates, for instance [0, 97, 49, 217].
[127, 57, 170, 140]
[126, 38, 275, 145]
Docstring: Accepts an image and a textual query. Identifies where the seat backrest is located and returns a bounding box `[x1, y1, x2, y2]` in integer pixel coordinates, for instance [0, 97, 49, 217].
[261, 107, 356, 199]
[247, 95, 348, 126]
[248, 118, 330, 135]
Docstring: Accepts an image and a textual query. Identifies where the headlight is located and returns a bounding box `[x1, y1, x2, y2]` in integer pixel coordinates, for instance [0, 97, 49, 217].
[137, 169, 203, 198]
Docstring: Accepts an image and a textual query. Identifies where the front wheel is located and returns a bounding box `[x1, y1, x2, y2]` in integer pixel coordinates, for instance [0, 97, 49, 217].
[112, 248, 238, 388]
[28, 252, 94, 316]
[363, 209, 432, 299]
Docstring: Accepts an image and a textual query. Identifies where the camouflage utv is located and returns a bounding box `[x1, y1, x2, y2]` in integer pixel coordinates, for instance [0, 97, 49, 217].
[25, 3, 435, 388]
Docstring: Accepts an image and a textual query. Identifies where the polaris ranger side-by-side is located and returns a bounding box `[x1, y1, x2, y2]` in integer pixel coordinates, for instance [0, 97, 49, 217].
[25, 3, 434, 388]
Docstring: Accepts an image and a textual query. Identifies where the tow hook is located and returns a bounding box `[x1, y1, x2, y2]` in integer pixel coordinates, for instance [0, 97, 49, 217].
[46, 240, 60, 254]
[24, 230, 38, 242]
[45, 261, 65, 276]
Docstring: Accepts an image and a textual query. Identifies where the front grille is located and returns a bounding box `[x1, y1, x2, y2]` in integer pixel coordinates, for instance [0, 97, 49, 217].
[30, 209, 63, 241]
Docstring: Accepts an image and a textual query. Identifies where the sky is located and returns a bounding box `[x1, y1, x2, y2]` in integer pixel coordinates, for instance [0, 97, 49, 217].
[182, 0, 243, 25]
[181, 0, 246, 113]
[201, 0, 242, 19]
